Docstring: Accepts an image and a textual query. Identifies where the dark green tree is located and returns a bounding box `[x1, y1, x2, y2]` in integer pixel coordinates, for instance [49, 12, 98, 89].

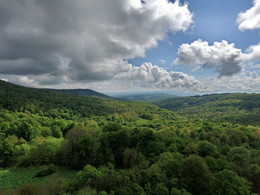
[181, 155, 212, 195]
[210, 169, 250, 195]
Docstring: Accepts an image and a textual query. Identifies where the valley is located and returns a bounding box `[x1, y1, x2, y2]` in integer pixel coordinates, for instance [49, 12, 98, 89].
[0, 80, 259, 194]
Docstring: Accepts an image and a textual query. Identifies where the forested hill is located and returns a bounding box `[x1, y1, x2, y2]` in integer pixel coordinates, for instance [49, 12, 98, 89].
[51, 88, 113, 99]
[0, 80, 177, 120]
[1, 80, 260, 194]
[155, 93, 260, 126]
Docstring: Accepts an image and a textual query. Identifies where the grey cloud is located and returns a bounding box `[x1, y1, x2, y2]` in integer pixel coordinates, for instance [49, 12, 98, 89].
[203, 55, 242, 77]
[0, 0, 193, 85]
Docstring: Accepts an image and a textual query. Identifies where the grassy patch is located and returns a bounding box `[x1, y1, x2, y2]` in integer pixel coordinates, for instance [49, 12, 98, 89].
[0, 166, 78, 190]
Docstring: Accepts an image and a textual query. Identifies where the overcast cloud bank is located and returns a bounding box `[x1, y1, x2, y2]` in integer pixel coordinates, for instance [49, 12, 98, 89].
[1, 0, 260, 93]
[0, 0, 193, 89]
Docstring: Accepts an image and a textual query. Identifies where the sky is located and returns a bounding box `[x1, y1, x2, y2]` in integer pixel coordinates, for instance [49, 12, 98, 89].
[0, 0, 260, 95]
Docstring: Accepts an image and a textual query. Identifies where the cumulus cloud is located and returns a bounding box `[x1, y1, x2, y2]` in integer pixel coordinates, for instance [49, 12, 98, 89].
[115, 62, 206, 91]
[237, 0, 260, 31]
[1, 62, 206, 92]
[173, 40, 244, 77]
[5, 68, 260, 93]
[244, 42, 260, 60]
[0, 0, 193, 85]
[205, 71, 260, 92]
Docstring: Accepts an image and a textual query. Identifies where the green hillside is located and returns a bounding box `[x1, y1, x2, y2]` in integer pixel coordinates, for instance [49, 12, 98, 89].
[51, 88, 113, 99]
[0, 81, 259, 195]
[155, 93, 260, 126]
[0, 80, 177, 122]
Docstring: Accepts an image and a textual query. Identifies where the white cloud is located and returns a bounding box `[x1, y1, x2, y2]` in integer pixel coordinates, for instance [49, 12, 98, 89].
[205, 71, 260, 92]
[191, 66, 201, 72]
[1, 63, 206, 92]
[244, 42, 260, 60]
[4, 63, 260, 93]
[237, 0, 260, 31]
[115, 62, 206, 91]
[159, 59, 166, 65]
[0, 0, 193, 86]
[173, 40, 243, 77]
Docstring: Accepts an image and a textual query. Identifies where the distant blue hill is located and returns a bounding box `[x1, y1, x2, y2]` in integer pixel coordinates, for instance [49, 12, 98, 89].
[115, 93, 177, 102]
[50, 88, 114, 99]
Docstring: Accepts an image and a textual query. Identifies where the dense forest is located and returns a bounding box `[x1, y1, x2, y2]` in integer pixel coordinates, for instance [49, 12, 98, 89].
[155, 93, 260, 126]
[0, 80, 260, 195]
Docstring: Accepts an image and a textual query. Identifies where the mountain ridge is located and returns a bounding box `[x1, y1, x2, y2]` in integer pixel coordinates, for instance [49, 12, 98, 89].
[115, 92, 177, 102]
[49, 88, 113, 99]
[155, 92, 260, 126]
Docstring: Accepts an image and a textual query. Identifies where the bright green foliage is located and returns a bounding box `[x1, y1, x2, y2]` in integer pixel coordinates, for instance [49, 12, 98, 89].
[19, 137, 62, 166]
[155, 93, 260, 126]
[1, 80, 260, 194]
[0, 135, 28, 166]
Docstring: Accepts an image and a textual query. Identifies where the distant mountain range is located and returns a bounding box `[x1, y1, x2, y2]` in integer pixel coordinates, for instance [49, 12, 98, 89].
[115, 93, 177, 102]
[0, 79, 113, 99]
[154, 92, 260, 126]
[50, 88, 113, 99]
[0, 79, 177, 119]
